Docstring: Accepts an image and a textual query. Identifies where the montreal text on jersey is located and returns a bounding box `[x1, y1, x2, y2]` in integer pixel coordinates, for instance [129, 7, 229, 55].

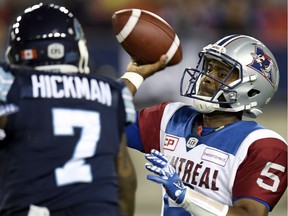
[31, 74, 112, 106]
[169, 155, 220, 191]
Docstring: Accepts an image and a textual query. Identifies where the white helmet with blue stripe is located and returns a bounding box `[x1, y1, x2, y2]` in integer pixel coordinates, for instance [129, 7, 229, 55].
[180, 34, 279, 118]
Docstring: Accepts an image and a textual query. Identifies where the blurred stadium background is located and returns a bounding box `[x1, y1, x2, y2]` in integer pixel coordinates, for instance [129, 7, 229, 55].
[0, 0, 286, 215]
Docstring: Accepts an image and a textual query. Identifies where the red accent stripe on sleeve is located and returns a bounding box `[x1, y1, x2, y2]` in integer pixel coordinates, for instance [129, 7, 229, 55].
[138, 102, 169, 153]
[233, 138, 287, 210]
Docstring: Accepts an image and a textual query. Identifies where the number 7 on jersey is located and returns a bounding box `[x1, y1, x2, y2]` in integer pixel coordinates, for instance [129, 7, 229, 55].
[52, 108, 101, 186]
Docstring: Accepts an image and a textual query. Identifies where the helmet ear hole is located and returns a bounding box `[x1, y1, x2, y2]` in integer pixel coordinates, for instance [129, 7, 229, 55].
[248, 89, 260, 97]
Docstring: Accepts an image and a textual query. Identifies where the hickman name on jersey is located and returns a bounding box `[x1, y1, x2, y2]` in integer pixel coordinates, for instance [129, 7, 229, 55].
[0, 64, 135, 215]
[126, 102, 287, 216]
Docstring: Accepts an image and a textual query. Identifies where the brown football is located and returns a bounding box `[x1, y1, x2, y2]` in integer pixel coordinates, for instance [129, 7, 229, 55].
[112, 8, 182, 66]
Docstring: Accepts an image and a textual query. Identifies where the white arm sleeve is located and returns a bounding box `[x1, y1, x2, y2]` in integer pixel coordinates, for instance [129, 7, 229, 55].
[0, 66, 14, 102]
[180, 187, 229, 216]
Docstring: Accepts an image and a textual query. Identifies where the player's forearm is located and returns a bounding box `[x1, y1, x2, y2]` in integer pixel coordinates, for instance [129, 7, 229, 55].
[179, 187, 228, 216]
[120, 76, 139, 96]
[180, 187, 268, 216]
[118, 187, 136, 216]
[226, 198, 268, 216]
[118, 168, 137, 216]
[117, 135, 137, 216]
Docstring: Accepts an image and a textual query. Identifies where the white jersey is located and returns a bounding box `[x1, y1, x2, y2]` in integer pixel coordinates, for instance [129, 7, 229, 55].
[126, 102, 287, 216]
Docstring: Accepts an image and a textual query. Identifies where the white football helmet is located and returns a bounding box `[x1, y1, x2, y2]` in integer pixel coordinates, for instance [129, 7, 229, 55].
[180, 35, 279, 118]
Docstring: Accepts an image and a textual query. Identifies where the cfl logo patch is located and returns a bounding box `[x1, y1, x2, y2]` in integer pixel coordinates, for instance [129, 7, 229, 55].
[164, 134, 179, 151]
[48, 43, 64, 59]
[186, 137, 198, 149]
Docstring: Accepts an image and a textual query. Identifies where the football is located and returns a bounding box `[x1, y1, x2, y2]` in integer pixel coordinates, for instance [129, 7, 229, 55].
[112, 8, 182, 66]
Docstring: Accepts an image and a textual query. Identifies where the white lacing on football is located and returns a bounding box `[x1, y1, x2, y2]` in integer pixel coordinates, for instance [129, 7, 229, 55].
[116, 9, 141, 43]
[165, 35, 180, 65]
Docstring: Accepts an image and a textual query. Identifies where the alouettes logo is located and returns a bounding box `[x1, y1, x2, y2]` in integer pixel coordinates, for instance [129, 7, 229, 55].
[164, 134, 179, 151]
[248, 46, 274, 84]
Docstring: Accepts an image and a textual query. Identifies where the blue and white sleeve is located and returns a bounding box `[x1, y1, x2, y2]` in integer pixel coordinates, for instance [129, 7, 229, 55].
[0, 66, 19, 117]
[121, 86, 136, 124]
[0, 66, 14, 103]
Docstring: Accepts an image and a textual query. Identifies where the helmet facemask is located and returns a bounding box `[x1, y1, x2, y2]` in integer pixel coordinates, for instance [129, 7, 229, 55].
[180, 48, 242, 113]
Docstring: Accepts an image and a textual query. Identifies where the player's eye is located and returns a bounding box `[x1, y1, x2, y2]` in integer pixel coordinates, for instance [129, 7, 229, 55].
[204, 62, 213, 73]
[218, 71, 227, 78]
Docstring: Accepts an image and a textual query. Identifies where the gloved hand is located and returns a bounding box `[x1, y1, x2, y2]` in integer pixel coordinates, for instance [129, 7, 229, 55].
[145, 149, 186, 204]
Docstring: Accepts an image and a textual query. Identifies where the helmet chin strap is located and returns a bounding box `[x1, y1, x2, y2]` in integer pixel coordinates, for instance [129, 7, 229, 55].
[191, 88, 224, 113]
[191, 96, 220, 113]
[78, 40, 90, 74]
[192, 95, 262, 118]
[35, 65, 79, 73]
[4, 46, 11, 64]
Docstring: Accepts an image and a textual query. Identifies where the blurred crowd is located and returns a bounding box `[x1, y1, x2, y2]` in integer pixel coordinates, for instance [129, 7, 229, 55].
[0, 0, 286, 101]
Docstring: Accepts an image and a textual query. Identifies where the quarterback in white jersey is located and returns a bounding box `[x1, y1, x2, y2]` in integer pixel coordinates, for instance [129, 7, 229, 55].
[124, 35, 287, 216]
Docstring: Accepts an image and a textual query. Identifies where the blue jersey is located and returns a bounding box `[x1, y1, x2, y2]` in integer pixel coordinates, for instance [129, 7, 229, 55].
[0, 64, 135, 215]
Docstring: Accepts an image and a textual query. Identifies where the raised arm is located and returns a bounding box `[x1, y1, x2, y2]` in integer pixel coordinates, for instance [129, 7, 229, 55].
[121, 55, 168, 95]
